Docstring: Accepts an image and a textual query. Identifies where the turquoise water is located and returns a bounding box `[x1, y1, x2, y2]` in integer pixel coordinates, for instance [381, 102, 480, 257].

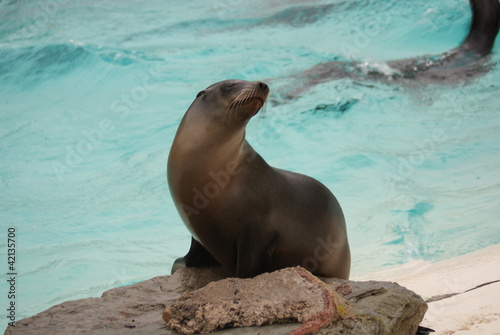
[1, 0, 499, 329]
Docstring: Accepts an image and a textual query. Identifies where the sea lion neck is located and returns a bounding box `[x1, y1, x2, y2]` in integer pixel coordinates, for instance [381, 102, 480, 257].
[174, 113, 246, 153]
[168, 114, 248, 179]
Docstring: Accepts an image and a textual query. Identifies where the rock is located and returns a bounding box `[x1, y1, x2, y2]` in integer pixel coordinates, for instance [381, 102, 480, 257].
[164, 267, 427, 335]
[3, 267, 228, 335]
[323, 278, 428, 334]
[3, 267, 427, 335]
[164, 267, 342, 335]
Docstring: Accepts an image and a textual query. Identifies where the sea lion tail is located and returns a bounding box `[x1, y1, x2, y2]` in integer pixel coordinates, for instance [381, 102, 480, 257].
[460, 0, 500, 56]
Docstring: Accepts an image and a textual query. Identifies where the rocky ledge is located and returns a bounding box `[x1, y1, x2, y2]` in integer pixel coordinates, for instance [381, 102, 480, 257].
[4, 266, 428, 335]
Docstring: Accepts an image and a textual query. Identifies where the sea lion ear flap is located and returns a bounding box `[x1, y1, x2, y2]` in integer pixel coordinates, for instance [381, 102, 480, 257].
[196, 91, 205, 98]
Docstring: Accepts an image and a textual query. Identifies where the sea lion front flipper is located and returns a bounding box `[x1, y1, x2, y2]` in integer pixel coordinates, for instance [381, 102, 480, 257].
[235, 227, 276, 278]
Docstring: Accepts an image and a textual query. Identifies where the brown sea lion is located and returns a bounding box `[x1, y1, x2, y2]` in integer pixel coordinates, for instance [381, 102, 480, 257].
[167, 79, 350, 279]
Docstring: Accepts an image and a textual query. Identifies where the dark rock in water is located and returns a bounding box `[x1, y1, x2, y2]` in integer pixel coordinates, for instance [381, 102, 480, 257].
[258, 4, 337, 27]
[4, 266, 428, 335]
[306, 99, 359, 116]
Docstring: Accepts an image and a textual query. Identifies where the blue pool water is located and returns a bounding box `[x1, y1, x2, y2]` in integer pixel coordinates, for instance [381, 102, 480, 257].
[1, 0, 499, 329]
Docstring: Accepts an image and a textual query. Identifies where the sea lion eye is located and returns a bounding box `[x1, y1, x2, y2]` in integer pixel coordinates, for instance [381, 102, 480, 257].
[223, 83, 236, 90]
[196, 91, 205, 98]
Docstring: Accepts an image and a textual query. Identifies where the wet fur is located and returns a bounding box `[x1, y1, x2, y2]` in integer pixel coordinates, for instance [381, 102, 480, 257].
[274, 0, 500, 100]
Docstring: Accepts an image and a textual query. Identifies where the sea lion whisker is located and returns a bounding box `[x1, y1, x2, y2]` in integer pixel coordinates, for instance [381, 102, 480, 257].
[231, 88, 251, 119]
[228, 89, 246, 110]
[225, 90, 245, 123]
[260, 100, 267, 117]
[228, 92, 242, 122]
[224, 85, 264, 122]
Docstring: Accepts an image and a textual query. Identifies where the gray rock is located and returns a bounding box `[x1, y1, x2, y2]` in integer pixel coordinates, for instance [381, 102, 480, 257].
[164, 267, 342, 335]
[4, 267, 427, 335]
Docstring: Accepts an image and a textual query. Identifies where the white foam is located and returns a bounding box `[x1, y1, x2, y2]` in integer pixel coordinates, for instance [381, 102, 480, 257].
[355, 59, 401, 78]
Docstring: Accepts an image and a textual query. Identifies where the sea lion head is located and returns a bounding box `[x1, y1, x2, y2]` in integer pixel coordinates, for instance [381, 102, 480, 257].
[190, 79, 269, 126]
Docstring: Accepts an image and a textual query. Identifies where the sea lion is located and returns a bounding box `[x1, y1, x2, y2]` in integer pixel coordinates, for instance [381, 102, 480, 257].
[276, 0, 500, 100]
[167, 80, 350, 279]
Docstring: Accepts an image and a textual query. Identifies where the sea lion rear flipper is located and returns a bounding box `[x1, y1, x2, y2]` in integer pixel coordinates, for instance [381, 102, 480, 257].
[171, 238, 220, 274]
[460, 0, 500, 56]
[171, 257, 186, 274]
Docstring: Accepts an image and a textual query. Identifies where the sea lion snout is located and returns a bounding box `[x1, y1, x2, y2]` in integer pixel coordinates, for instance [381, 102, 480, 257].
[252, 80, 270, 102]
[225, 80, 269, 119]
[257, 81, 269, 92]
